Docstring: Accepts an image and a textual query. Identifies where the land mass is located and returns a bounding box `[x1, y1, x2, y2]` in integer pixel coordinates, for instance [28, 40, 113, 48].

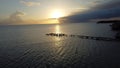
[97, 20, 120, 39]
[97, 20, 120, 23]
[97, 20, 120, 31]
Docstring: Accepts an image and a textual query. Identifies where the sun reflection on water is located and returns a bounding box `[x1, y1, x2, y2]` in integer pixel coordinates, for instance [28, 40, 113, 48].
[54, 25, 61, 41]
[55, 25, 61, 34]
[51, 25, 66, 61]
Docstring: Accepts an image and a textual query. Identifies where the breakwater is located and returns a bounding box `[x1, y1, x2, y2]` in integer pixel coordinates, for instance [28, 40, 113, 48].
[46, 33, 119, 41]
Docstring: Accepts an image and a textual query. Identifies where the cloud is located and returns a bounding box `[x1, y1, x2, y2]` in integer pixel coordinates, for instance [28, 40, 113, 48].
[92, 0, 120, 9]
[59, 0, 120, 23]
[0, 11, 26, 25]
[0, 11, 58, 25]
[20, 1, 40, 7]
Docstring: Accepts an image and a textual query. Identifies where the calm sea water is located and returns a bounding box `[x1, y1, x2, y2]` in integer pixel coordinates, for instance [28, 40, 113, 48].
[0, 23, 120, 68]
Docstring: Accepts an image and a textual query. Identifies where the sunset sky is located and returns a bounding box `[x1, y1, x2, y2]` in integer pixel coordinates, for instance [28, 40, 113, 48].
[0, 0, 120, 25]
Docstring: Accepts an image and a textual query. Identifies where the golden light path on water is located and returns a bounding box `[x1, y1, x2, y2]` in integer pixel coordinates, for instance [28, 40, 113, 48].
[55, 25, 61, 34]
[53, 24, 64, 61]
[54, 25, 61, 41]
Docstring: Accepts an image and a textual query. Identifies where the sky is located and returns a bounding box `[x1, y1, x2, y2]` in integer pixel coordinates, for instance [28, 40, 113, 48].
[0, 0, 119, 25]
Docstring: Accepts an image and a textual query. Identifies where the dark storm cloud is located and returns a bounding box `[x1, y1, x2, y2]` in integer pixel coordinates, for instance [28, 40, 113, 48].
[59, 0, 120, 23]
[93, 0, 120, 9]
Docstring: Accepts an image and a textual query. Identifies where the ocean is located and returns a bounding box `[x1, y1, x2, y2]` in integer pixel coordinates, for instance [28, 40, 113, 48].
[0, 23, 120, 68]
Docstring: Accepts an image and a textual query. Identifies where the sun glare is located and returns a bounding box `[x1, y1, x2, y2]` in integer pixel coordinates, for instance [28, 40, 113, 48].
[51, 10, 63, 18]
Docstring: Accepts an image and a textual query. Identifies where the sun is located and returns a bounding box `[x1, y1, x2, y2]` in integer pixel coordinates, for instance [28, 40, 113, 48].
[52, 11, 61, 18]
[51, 10, 63, 18]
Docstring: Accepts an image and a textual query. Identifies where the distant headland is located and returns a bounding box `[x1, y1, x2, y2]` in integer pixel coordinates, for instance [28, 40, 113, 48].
[97, 20, 120, 24]
[97, 20, 120, 31]
[97, 20, 120, 39]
